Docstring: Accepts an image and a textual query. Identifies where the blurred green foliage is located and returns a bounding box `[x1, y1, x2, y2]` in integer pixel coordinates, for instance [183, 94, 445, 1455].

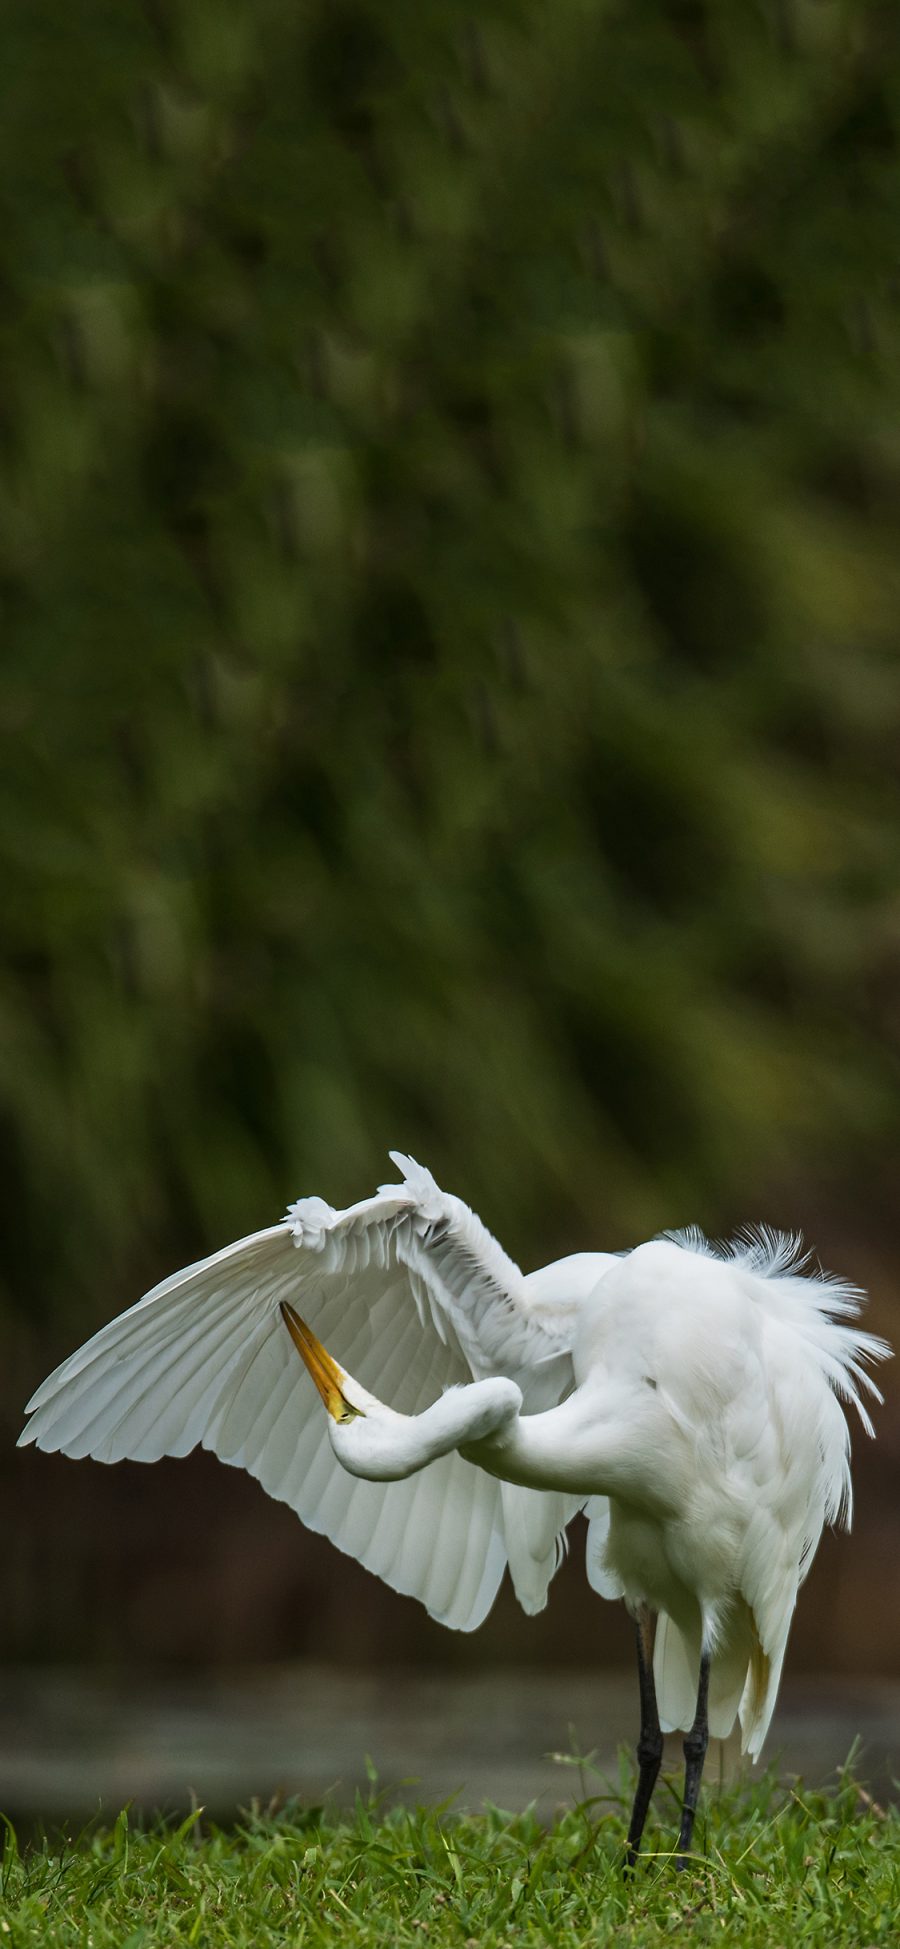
[3, 0, 900, 1325]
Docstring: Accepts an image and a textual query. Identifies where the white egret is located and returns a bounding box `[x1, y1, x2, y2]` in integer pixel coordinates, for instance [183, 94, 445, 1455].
[19, 1153, 888, 1863]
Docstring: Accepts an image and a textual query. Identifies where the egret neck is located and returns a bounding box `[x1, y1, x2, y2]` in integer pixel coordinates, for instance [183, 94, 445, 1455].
[282, 1304, 678, 1512]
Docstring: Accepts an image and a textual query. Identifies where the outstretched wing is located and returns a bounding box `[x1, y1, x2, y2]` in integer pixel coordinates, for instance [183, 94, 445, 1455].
[19, 1154, 582, 1630]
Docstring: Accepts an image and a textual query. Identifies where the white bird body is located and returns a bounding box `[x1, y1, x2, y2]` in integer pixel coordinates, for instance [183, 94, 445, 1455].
[19, 1153, 888, 1854]
[314, 1226, 879, 1758]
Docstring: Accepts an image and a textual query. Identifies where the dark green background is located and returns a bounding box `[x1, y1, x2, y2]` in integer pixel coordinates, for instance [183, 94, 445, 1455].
[4, 0, 899, 1671]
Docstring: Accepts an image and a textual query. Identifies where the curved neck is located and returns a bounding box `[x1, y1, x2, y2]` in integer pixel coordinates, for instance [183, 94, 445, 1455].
[463, 1392, 677, 1510]
[336, 1378, 678, 1512]
[462, 1394, 600, 1493]
[333, 1378, 522, 1483]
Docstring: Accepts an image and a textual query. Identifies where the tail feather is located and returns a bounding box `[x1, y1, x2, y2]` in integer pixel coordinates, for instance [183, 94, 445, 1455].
[654, 1605, 781, 1754]
[739, 1621, 787, 1760]
[654, 1614, 702, 1735]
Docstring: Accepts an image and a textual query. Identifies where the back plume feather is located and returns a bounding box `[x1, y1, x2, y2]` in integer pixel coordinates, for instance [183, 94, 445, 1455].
[664, 1222, 889, 1439]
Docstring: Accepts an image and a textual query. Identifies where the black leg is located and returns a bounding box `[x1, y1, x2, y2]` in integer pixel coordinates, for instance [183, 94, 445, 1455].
[624, 1606, 663, 1870]
[675, 1650, 710, 1867]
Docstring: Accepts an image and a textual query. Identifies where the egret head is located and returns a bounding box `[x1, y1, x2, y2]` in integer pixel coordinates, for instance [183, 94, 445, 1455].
[280, 1302, 372, 1425]
[281, 1300, 425, 1480]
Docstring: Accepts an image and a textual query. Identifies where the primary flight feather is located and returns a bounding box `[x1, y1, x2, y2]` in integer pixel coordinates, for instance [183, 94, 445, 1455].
[19, 1151, 888, 1863]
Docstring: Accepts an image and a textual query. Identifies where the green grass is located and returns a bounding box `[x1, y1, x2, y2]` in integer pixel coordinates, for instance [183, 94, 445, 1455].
[2, 1763, 898, 1947]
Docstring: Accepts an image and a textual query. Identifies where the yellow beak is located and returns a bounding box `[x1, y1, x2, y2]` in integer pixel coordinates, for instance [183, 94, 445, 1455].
[280, 1302, 361, 1424]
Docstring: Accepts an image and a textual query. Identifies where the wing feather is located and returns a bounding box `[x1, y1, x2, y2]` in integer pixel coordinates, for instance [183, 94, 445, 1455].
[20, 1157, 584, 1631]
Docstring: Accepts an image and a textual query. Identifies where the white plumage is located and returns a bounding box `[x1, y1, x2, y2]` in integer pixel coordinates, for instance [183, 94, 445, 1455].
[19, 1152, 888, 1859]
